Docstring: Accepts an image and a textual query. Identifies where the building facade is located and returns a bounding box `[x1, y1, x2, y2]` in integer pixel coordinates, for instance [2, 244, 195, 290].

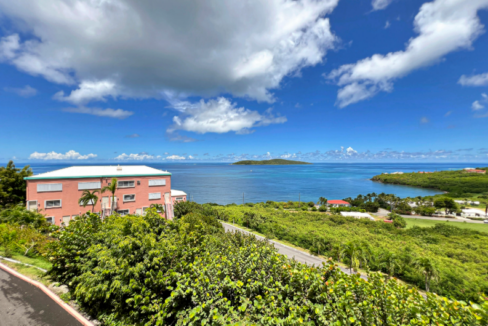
[25, 165, 186, 226]
[326, 200, 352, 208]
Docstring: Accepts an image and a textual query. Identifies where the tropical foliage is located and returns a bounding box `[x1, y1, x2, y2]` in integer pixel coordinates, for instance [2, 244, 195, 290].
[0, 161, 33, 208]
[47, 208, 488, 325]
[214, 204, 488, 302]
[78, 190, 99, 212]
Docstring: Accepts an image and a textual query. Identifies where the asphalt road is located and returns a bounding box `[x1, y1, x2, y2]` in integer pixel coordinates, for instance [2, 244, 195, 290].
[222, 222, 360, 277]
[0, 268, 82, 326]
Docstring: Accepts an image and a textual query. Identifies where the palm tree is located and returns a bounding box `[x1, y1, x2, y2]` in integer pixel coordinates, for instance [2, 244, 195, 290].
[101, 178, 118, 215]
[313, 237, 326, 256]
[78, 190, 99, 213]
[318, 197, 328, 206]
[415, 257, 439, 292]
[380, 251, 402, 280]
[341, 241, 367, 274]
[150, 203, 166, 219]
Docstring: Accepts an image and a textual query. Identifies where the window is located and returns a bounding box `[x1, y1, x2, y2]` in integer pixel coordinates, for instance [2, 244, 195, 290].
[118, 180, 135, 188]
[117, 209, 129, 216]
[37, 183, 62, 192]
[149, 179, 166, 186]
[149, 192, 161, 200]
[142, 207, 149, 215]
[135, 208, 142, 216]
[62, 216, 71, 226]
[123, 194, 136, 202]
[175, 197, 184, 201]
[46, 217, 54, 224]
[45, 200, 61, 208]
[78, 181, 101, 190]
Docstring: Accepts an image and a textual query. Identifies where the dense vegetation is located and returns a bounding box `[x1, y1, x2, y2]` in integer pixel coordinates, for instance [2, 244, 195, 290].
[45, 207, 488, 325]
[214, 204, 488, 302]
[0, 161, 33, 208]
[372, 169, 488, 196]
[232, 158, 311, 165]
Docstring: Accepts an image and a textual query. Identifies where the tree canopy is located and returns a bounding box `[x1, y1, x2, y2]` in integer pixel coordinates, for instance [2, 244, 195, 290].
[0, 161, 33, 208]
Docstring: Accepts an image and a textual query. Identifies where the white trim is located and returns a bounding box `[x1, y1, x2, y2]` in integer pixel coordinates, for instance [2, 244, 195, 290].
[117, 180, 135, 188]
[149, 179, 166, 186]
[45, 216, 54, 224]
[37, 183, 63, 192]
[123, 194, 136, 202]
[79, 199, 95, 206]
[135, 208, 142, 216]
[45, 199, 62, 208]
[78, 181, 101, 190]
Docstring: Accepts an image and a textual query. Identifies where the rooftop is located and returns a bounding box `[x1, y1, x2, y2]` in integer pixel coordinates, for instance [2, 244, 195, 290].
[171, 189, 187, 196]
[340, 212, 375, 221]
[328, 200, 350, 205]
[25, 165, 171, 180]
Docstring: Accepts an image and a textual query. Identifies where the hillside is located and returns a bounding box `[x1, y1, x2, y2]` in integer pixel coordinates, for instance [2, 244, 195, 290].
[371, 168, 488, 195]
[232, 158, 311, 165]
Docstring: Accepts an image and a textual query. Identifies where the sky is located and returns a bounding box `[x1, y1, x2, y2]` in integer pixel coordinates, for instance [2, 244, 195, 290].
[1, 0, 488, 163]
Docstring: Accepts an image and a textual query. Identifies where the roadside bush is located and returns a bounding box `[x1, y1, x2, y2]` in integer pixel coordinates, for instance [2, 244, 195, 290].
[0, 205, 51, 231]
[388, 213, 407, 229]
[0, 223, 51, 257]
[47, 208, 488, 325]
[318, 205, 327, 212]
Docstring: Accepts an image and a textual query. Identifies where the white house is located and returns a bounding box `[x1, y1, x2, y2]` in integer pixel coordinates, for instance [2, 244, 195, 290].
[340, 212, 375, 221]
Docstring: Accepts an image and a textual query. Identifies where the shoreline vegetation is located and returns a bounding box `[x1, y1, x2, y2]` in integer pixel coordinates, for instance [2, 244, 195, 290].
[232, 158, 312, 165]
[371, 167, 488, 196]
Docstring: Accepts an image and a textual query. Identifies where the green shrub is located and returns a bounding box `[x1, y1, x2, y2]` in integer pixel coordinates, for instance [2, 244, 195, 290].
[0, 205, 51, 230]
[0, 223, 51, 257]
[47, 208, 488, 325]
[318, 205, 327, 212]
[388, 213, 407, 229]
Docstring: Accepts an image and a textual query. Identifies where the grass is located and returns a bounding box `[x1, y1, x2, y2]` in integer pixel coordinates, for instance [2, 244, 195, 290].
[0, 247, 52, 286]
[405, 218, 488, 233]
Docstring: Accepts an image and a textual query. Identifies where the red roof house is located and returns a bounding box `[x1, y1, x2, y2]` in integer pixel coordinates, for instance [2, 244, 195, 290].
[327, 200, 352, 207]
[466, 169, 486, 174]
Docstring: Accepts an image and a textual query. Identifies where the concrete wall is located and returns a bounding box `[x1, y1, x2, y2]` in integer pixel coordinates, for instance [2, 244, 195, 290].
[26, 175, 171, 226]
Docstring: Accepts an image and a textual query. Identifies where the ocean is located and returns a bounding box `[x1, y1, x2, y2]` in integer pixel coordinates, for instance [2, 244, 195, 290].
[13, 162, 482, 205]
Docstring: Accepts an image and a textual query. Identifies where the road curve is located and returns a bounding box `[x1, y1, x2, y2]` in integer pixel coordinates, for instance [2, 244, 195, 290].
[0, 268, 82, 326]
[222, 222, 359, 276]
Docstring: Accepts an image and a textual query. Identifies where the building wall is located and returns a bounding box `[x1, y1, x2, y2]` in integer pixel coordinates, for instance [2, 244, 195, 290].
[26, 175, 171, 226]
[171, 195, 187, 205]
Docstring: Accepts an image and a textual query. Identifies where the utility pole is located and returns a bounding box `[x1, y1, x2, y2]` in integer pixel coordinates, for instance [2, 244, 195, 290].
[299, 193, 301, 207]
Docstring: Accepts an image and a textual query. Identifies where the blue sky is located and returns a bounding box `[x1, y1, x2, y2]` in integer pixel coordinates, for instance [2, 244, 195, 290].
[1, 0, 488, 163]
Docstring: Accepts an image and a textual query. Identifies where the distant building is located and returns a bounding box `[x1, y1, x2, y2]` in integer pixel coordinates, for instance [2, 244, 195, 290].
[391, 172, 404, 175]
[25, 165, 186, 226]
[340, 212, 375, 221]
[465, 169, 486, 174]
[327, 200, 351, 208]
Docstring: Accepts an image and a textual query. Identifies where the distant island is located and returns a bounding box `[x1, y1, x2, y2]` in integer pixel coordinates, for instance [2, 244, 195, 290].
[232, 159, 312, 165]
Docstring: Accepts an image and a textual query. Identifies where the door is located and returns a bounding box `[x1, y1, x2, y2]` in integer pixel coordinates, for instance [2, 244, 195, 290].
[62, 216, 71, 226]
[27, 201, 37, 212]
[135, 208, 142, 216]
[102, 197, 109, 209]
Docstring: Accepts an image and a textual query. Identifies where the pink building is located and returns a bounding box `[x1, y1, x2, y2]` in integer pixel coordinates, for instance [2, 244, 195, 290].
[25, 165, 187, 226]
[327, 200, 352, 208]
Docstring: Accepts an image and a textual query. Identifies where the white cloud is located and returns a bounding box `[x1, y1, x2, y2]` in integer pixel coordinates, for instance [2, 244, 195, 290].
[0, 0, 339, 103]
[54, 80, 118, 105]
[115, 153, 155, 160]
[372, 0, 393, 11]
[188, 155, 194, 159]
[281, 153, 297, 159]
[420, 117, 430, 124]
[384, 21, 390, 29]
[63, 107, 133, 119]
[169, 97, 286, 134]
[4, 85, 37, 97]
[328, 0, 488, 107]
[458, 72, 488, 86]
[472, 100, 485, 110]
[166, 155, 186, 160]
[29, 150, 97, 160]
[346, 147, 357, 155]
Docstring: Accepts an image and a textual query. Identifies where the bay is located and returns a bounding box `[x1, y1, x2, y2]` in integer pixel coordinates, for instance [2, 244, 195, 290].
[14, 162, 483, 205]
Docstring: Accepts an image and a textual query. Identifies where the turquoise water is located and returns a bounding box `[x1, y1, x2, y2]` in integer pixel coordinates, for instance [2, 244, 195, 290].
[16, 162, 481, 204]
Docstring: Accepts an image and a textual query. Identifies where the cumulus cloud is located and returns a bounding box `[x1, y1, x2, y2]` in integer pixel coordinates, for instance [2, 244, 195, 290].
[115, 153, 155, 160]
[53, 80, 118, 105]
[4, 85, 37, 97]
[63, 107, 134, 119]
[280, 153, 297, 159]
[458, 72, 488, 86]
[168, 97, 286, 134]
[0, 0, 338, 103]
[29, 150, 97, 160]
[328, 0, 488, 107]
[166, 155, 186, 160]
[372, 0, 393, 11]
